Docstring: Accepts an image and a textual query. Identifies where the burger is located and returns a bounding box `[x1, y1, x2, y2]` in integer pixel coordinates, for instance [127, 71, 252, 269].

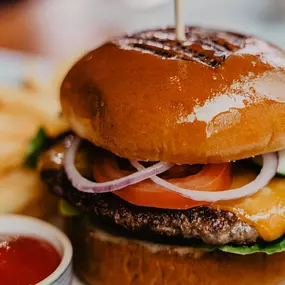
[39, 27, 285, 285]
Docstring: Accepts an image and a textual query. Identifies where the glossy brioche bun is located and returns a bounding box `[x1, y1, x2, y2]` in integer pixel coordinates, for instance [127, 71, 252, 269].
[66, 216, 285, 285]
[61, 27, 285, 164]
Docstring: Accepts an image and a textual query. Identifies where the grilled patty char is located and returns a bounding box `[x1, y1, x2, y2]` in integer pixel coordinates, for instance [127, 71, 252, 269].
[41, 168, 259, 245]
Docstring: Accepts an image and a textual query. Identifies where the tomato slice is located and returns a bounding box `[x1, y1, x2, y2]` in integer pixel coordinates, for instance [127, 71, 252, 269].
[93, 152, 232, 210]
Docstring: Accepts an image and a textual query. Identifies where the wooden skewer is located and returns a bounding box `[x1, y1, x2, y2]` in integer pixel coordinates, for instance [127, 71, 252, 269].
[175, 0, 185, 41]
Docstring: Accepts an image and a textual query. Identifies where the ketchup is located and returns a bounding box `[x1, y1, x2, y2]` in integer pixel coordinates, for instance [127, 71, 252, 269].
[0, 236, 61, 285]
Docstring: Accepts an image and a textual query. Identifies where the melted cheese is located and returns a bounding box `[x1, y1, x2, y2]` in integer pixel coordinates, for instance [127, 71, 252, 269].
[39, 143, 285, 241]
[215, 169, 285, 241]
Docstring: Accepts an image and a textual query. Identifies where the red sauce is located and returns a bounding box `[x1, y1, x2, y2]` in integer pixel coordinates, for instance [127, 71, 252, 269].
[0, 236, 61, 285]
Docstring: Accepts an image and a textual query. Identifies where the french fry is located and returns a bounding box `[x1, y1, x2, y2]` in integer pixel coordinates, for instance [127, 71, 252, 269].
[0, 169, 55, 217]
[0, 113, 39, 140]
[0, 139, 29, 173]
[0, 60, 69, 217]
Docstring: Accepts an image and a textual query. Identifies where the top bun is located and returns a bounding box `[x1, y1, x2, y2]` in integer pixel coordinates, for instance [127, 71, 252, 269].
[61, 27, 285, 164]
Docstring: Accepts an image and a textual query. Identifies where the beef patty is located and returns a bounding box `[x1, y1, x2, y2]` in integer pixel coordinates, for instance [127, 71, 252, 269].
[41, 168, 259, 245]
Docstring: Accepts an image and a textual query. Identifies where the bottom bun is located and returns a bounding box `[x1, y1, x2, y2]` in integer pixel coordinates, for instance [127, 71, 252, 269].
[65, 216, 285, 285]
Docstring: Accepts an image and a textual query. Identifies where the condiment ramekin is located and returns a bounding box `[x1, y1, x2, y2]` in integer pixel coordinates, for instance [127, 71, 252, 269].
[0, 214, 73, 285]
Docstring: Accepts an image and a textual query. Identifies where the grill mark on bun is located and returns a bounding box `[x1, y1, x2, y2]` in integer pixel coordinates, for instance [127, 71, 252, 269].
[116, 27, 246, 68]
[61, 26, 285, 164]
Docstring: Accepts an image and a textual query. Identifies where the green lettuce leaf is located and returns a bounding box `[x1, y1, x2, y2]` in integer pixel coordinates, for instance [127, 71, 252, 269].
[198, 238, 285, 255]
[24, 128, 49, 169]
[59, 200, 80, 217]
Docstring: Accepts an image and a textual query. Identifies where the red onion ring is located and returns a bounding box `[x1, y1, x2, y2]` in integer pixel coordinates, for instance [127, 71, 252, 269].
[64, 136, 174, 193]
[130, 152, 278, 202]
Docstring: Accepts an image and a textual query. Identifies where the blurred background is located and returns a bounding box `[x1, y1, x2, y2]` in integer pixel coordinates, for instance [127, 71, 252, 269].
[0, 0, 285, 60]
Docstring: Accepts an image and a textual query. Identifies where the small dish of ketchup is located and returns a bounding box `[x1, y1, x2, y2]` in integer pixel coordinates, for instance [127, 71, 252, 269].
[0, 215, 72, 285]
